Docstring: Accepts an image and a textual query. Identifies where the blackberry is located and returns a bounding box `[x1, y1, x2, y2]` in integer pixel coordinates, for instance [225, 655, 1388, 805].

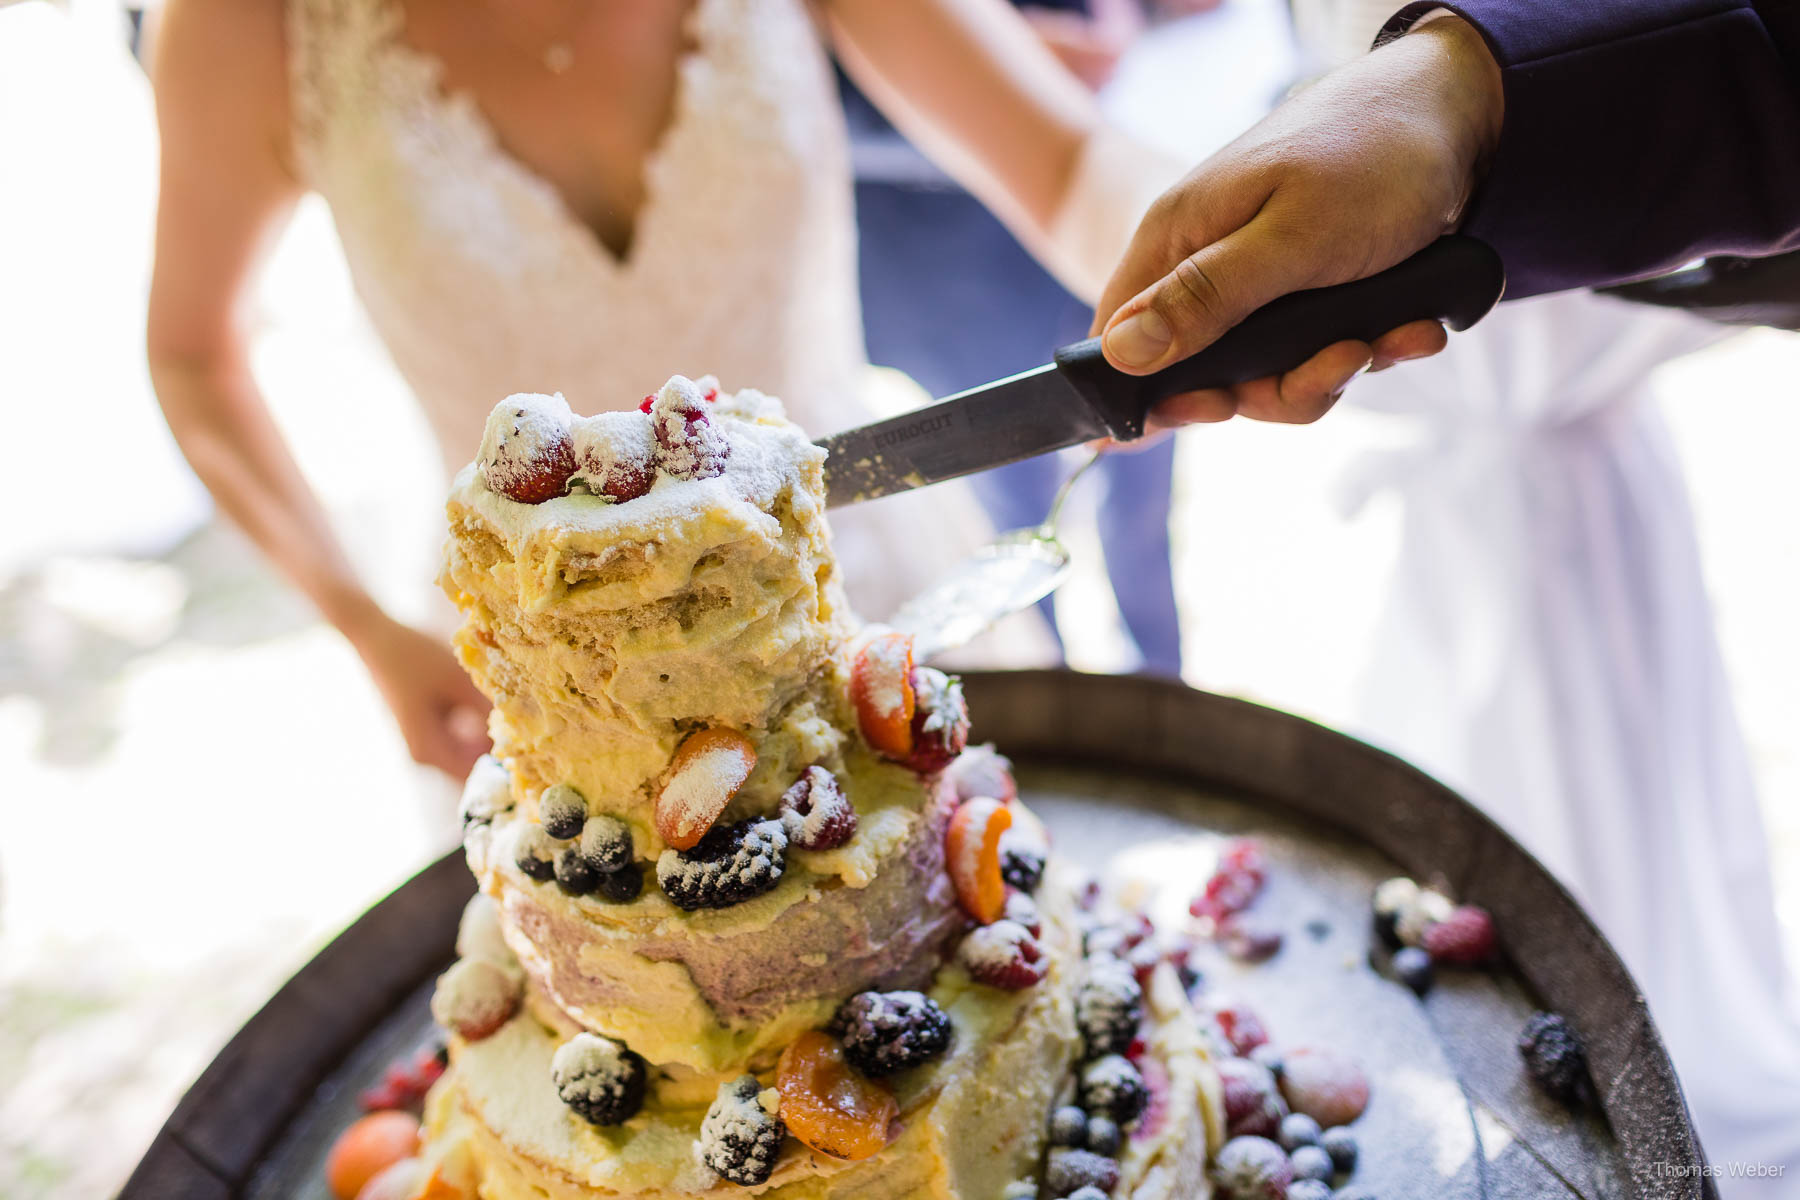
[550, 1033, 647, 1126]
[1076, 958, 1144, 1058]
[699, 1074, 785, 1186]
[1044, 1148, 1119, 1196]
[540, 784, 588, 840]
[515, 826, 557, 881]
[779, 766, 856, 851]
[555, 846, 601, 895]
[596, 860, 645, 903]
[999, 831, 1047, 892]
[577, 815, 633, 874]
[1048, 1104, 1088, 1147]
[1289, 1144, 1333, 1182]
[1392, 946, 1434, 996]
[1078, 1054, 1148, 1125]
[1320, 1127, 1358, 1174]
[1084, 1115, 1122, 1156]
[828, 990, 952, 1077]
[1518, 1011, 1589, 1104]
[1277, 1113, 1321, 1151]
[656, 819, 788, 911]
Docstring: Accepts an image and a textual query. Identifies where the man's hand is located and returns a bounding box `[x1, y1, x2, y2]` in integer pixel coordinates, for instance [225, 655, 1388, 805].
[1092, 15, 1504, 427]
[353, 615, 492, 778]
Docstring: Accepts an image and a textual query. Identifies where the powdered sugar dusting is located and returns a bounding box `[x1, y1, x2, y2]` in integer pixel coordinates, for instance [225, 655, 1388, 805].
[478, 393, 575, 498]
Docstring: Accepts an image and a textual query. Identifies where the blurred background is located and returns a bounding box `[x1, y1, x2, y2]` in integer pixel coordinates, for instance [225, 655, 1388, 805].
[2, 0, 1796, 1196]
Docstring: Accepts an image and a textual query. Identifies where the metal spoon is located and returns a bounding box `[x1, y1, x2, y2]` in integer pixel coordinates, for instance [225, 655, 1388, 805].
[887, 450, 1101, 661]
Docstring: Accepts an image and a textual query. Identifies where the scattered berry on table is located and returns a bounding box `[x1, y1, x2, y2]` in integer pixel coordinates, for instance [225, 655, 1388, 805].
[1044, 1148, 1121, 1196]
[571, 410, 656, 502]
[357, 1045, 446, 1114]
[959, 919, 1046, 989]
[1193, 838, 1268, 922]
[1278, 1112, 1322, 1151]
[1250, 1043, 1285, 1079]
[1421, 904, 1497, 966]
[650, 376, 731, 480]
[946, 796, 1014, 923]
[514, 826, 557, 881]
[1518, 1011, 1589, 1105]
[1220, 1056, 1288, 1139]
[1320, 1126, 1358, 1174]
[551, 1033, 649, 1126]
[1278, 1048, 1370, 1128]
[699, 1074, 786, 1186]
[1084, 1114, 1123, 1156]
[1078, 1054, 1149, 1125]
[1003, 889, 1042, 937]
[1285, 1182, 1332, 1200]
[430, 957, 520, 1041]
[946, 743, 1017, 804]
[1289, 1144, 1334, 1182]
[1049, 1105, 1089, 1147]
[656, 727, 757, 851]
[829, 990, 953, 1077]
[1214, 1003, 1272, 1056]
[850, 632, 917, 760]
[999, 831, 1047, 892]
[1394, 887, 1455, 948]
[539, 784, 588, 840]
[904, 668, 969, 773]
[324, 1111, 421, 1200]
[1371, 877, 1420, 949]
[1220, 915, 1285, 963]
[576, 814, 633, 873]
[657, 818, 788, 910]
[776, 1031, 898, 1161]
[478, 393, 576, 504]
[1392, 946, 1434, 995]
[555, 846, 601, 896]
[1211, 1135, 1294, 1200]
[458, 755, 513, 827]
[596, 860, 645, 903]
[779, 766, 856, 851]
[1076, 957, 1145, 1058]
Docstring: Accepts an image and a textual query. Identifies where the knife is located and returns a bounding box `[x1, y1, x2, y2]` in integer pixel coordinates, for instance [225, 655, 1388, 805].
[819, 235, 1505, 507]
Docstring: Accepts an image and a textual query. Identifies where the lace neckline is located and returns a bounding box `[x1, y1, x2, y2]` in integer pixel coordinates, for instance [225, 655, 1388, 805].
[371, 0, 714, 270]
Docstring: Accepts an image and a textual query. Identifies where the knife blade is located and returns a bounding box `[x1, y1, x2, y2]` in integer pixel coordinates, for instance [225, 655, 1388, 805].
[819, 234, 1506, 507]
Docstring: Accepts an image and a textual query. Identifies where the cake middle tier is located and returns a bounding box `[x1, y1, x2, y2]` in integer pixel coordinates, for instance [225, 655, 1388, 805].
[469, 772, 963, 1074]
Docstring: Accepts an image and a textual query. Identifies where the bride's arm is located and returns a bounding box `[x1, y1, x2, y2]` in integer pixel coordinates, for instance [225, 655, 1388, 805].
[823, 0, 1182, 303]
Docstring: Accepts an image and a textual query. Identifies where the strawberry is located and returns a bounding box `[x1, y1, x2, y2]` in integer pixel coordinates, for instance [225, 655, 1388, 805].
[903, 668, 969, 773]
[571, 411, 656, 502]
[477, 393, 576, 504]
[429, 958, 520, 1042]
[1003, 889, 1042, 937]
[656, 728, 757, 850]
[1421, 904, 1497, 966]
[946, 796, 1012, 923]
[850, 633, 917, 760]
[1214, 1003, 1271, 1057]
[958, 919, 1045, 989]
[945, 743, 1016, 804]
[1191, 838, 1268, 922]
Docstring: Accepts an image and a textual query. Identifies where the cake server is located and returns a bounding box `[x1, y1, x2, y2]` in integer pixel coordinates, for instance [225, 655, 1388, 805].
[817, 235, 1505, 508]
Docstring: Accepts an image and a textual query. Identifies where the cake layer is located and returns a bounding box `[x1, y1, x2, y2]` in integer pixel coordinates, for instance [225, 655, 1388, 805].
[467, 765, 962, 1074]
[441, 396, 853, 830]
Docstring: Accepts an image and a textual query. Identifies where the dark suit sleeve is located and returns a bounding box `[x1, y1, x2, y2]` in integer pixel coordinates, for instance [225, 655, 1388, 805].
[1380, 1, 1800, 298]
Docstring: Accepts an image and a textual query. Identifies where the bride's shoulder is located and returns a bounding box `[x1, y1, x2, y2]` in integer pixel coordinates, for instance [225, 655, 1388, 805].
[151, 0, 294, 176]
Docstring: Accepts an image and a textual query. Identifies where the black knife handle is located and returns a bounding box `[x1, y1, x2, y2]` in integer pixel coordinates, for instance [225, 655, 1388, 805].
[1052, 234, 1506, 440]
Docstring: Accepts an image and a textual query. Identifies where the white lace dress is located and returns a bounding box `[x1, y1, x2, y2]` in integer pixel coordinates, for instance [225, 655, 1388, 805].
[285, 0, 1014, 629]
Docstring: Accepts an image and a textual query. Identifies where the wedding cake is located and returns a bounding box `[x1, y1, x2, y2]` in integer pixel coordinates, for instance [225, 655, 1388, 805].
[408, 377, 1221, 1199]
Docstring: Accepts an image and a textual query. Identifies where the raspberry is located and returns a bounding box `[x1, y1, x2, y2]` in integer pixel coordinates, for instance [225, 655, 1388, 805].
[356, 1044, 446, 1114]
[903, 668, 969, 773]
[998, 832, 1046, 892]
[539, 784, 587, 840]
[1048, 1104, 1088, 1147]
[1076, 957, 1144, 1058]
[699, 1075, 786, 1186]
[1289, 1144, 1333, 1182]
[1518, 1011, 1589, 1105]
[639, 395, 655, 413]
[478, 393, 576, 503]
[945, 743, 1016, 804]
[1044, 1148, 1120, 1196]
[430, 957, 521, 1041]
[656, 818, 788, 910]
[1192, 859, 1264, 922]
[550, 1033, 648, 1126]
[1278, 1048, 1369, 1128]
[571, 411, 656, 502]
[649, 376, 730, 480]
[555, 845, 601, 896]
[1002, 890, 1041, 937]
[1320, 1126, 1358, 1173]
[514, 826, 557, 882]
[1422, 904, 1497, 966]
[576, 815, 633, 874]
[779, 766, 856, 851]
[1214, 1004, 1272, 1057]
[1219, 1057, 1287, 1139]
[829, 990, 953, 1077]
[1392, 945, 1434, 995]
[1276, 1112, 1321, 1151]
[1211, 1135, 1293, 1200]
[958, 919, 1045, 989]
[595, 859, 645, 903]
[1078, 1054, 1148, 1125]
[1219, 915, 1284, 963]
[1395, 886, 1455, 948]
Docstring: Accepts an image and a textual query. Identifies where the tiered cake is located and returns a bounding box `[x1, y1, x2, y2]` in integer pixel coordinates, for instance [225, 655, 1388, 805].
[412, 378, 1221, 1199]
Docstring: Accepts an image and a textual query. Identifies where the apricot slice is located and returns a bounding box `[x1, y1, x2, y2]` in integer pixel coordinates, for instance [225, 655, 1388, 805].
[656, 728, 756, 850]
[777, 1031, 898, 1161]
[946, 797, 1013, 923]
[850, 633, 916, 759]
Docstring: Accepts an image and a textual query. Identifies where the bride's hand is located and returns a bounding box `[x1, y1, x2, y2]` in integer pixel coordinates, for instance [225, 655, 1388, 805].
[352, 615, 491, 777]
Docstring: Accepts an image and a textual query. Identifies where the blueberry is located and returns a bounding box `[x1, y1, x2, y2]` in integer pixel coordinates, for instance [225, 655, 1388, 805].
[1085, 1115, 1122, 1156]
[1320, 1126, 1358, 1174]
[1278, 1112, 1322, 1151]
[540, 784, 587, 840]
[1048, 1104, 1089, 1148]
[1044, 1149, 1119, 1196]
[596, 860, 644, 903]
[555, 846, 600, 895]
[577, 815, 633, 873]
[1393, 946, 1434, 995]
[515, 827, 557, 881]
[1290, 1145, 1334, 1182]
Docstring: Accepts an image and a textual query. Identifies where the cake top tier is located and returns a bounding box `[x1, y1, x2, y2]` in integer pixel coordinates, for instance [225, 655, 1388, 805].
[441, 377, 853, 828]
